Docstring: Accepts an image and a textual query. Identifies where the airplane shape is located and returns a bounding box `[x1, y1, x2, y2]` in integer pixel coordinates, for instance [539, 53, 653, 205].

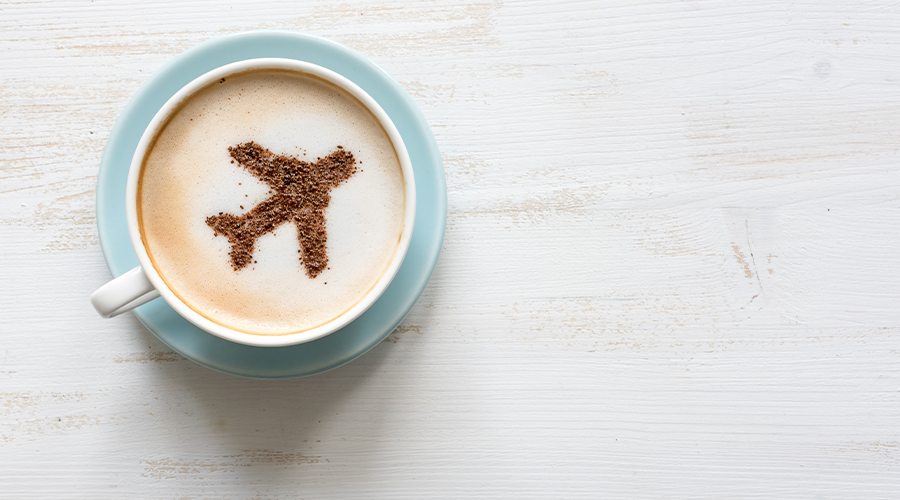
[206, 141, 358, 278]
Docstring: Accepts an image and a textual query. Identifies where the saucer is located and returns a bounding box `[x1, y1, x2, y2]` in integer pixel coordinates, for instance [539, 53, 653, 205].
[96, 31, 446, 379]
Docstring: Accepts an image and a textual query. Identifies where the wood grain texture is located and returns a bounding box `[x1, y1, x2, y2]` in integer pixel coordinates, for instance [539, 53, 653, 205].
[1, 0, 899, 498]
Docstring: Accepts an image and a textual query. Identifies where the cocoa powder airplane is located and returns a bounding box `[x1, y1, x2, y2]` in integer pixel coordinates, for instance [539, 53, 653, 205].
[205, 141, 358, 278]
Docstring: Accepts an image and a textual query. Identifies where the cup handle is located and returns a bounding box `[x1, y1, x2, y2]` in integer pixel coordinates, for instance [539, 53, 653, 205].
[91, 266, 161, 318]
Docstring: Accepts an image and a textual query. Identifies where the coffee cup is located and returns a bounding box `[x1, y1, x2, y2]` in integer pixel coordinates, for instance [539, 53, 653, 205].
[91, 58, 416, 347]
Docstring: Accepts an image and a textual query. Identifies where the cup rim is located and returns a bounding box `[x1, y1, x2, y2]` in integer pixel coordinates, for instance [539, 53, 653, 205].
[125, 57, 416, 347]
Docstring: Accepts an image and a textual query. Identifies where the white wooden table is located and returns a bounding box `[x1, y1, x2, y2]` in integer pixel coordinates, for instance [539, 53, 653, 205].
[2, 1, 899, 497]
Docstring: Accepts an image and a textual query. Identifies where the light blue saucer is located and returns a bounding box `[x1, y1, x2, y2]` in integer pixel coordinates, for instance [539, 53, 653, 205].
[96, 31, 446, 379]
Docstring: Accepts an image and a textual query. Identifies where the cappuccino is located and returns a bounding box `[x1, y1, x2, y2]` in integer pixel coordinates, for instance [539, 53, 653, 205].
[137, 70, 406, 335]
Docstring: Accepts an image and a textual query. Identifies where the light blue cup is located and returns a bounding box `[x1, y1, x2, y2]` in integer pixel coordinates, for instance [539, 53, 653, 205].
[95, 31, 446, 378]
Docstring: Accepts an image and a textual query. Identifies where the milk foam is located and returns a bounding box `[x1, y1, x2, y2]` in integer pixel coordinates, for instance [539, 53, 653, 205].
[138, 71, 405, 334]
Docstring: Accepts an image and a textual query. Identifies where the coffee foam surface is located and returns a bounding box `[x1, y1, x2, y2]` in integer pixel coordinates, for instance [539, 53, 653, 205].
[138, 71, 405, 335]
